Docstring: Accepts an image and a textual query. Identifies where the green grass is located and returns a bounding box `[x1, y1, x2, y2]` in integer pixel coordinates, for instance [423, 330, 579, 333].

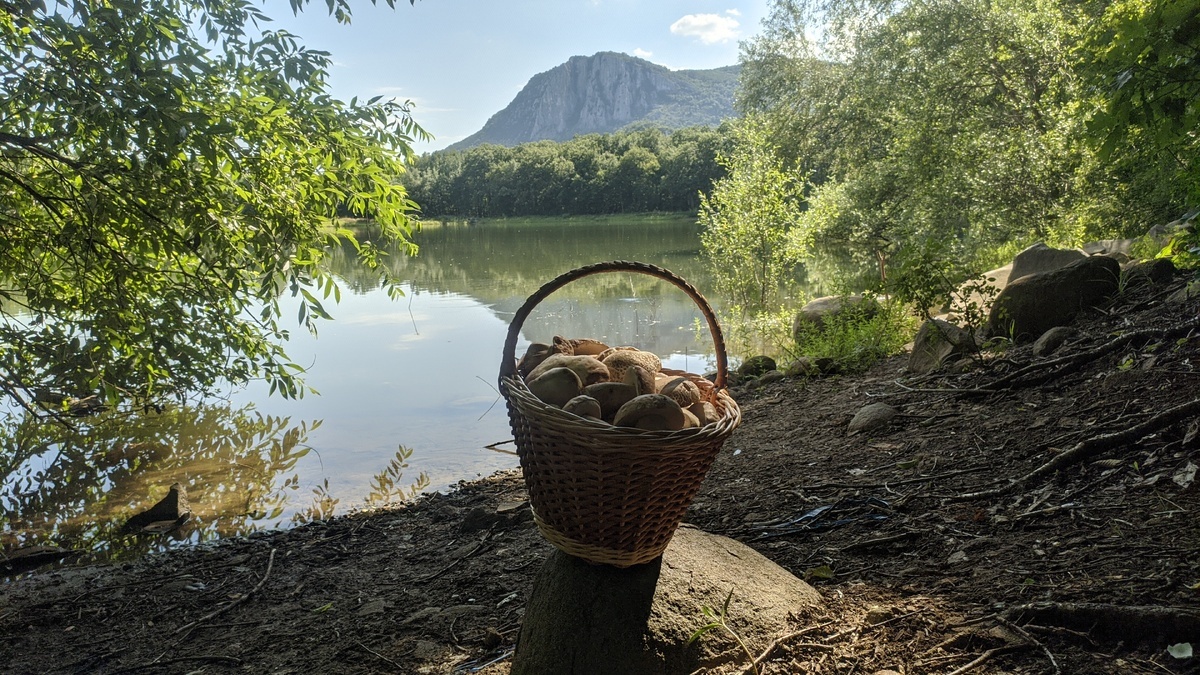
[791, 299, 918, 374]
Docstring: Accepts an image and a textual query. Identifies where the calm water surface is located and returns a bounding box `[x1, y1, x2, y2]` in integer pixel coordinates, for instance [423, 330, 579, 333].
[5, 216, 792, 561]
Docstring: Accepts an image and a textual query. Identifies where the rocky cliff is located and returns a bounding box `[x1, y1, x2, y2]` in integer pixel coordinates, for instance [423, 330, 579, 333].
[447, 52, 738, 150]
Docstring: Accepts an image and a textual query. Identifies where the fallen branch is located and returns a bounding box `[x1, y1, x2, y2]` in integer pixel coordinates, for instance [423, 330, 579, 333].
[992, 614, 1060, 675]
[982, 316, 1200, 392]
[741, 620, 836, 675]
[174, 548, 276, 635]
[803, 465, 991, 491]
[412, 526, 495, 583]
[839, 531, 918, 552]
[109, 655, 243, 674]
[1003, 602, 1200, 645]
[356, 640, 405, 670]
[945, 646, 1027, 675]
[950, 397, 1200, 501]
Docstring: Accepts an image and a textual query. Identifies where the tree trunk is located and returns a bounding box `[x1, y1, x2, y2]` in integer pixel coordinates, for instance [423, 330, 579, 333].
[511, 525, 822, 675]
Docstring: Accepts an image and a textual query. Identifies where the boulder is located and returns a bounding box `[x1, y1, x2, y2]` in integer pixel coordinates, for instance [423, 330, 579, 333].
[1032, 327, 1075, 358]
[1167, 280, 1200, 304]
[848, 403, 899, 435]
[987, 256, 1120, 342]
[1082, 238, 1139, 256]
[738, 355, 777, 378]
[510, 526, 822, 675]
[908, 319, 977, 375]
[1122, 258, 1176, 286]
[1009, 242, 1087, 282]
[793, 294, 879, 340]
[783, 358, 817, 378]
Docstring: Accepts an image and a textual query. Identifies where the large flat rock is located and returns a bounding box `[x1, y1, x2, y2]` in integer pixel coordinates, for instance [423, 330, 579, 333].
[511, 525, 823, 675]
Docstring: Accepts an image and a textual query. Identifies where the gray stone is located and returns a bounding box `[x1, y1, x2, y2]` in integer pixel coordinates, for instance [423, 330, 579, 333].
[783, 358, 817, 378]
[793, 294, 880, 341]
[908, 319, 976, 375]
[1032, 327, 1075, 358]
[848, 403, 899, 435]
[1010, 242, 1087, 282]
[757, 369, 786, 386]
[1082, 238, 1139, 256]
[738, 355, 777, 378]
[987, 256, 1121, 342]
[1122, 258, 1176, 286]
[510, 526, 822, 675]
[1167, 280, 1200, 304]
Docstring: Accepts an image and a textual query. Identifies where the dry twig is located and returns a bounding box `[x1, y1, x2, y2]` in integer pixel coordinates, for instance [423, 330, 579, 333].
[174, 548, 276, 635]
[950, 397, 1200, 501]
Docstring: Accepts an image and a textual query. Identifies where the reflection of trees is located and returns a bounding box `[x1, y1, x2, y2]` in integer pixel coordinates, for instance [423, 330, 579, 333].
[0, 404, 326, 564]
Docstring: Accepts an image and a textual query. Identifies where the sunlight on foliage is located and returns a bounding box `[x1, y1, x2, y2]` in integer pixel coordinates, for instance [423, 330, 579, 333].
[791, 298, 917, 374]
[0, 0, 426, 411]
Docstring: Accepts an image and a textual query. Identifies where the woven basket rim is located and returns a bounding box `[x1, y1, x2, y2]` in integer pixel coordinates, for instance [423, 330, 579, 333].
[501, 373, 741, 446]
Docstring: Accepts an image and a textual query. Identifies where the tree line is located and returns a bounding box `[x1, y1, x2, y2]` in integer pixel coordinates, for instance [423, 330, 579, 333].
[402, 126, 733, 218]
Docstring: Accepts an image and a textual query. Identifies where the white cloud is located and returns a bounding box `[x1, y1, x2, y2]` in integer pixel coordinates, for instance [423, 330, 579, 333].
[670, 13, 741, 45]
[725, 8, 741, 16]
[633, 48, 653, 59]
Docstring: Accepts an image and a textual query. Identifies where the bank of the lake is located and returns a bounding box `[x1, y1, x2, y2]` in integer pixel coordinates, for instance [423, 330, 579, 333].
[3, 214, 762, 566]
[4, 271, 1197, 674]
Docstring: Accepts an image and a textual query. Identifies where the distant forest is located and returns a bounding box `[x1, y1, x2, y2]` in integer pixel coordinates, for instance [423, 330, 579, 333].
[402, 126, 733, 218]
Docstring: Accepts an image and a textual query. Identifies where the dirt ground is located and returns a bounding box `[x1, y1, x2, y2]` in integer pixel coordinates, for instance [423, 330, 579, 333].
[2, 272, 1199, 675]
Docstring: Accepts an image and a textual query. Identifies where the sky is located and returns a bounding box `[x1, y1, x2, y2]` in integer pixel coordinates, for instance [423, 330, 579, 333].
[263, 0, 769, 152]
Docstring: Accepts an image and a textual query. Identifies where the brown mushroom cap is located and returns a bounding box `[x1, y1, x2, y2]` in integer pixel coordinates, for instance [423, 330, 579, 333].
[552, 336, 610, 356]
[600, 348, 662, 382]
[658, 376, 701, 408]
[517, 343, 554, 377]
[562, 395, 604, 420]
[613, 394, 686, 431]
[622, 364, 656, 396]
[527, 354, 610, 387]
[582, 382, 639, 421]
[688, 400, 720, 426]
[526, 367, 582, 407]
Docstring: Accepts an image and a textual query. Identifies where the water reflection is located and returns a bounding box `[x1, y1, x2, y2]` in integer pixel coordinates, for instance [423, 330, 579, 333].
[0, 404, 426, 564]
[4, 216, 861, 560]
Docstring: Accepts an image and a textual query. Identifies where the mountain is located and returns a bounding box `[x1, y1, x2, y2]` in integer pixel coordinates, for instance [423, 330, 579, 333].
[445, 52, 739, 151]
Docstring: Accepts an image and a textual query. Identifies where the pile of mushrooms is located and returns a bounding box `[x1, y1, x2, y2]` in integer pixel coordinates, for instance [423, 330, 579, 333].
[516, 336, 721, 431]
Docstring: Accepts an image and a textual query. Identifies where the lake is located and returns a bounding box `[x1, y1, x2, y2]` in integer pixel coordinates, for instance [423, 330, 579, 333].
[6, 215, 816, 561]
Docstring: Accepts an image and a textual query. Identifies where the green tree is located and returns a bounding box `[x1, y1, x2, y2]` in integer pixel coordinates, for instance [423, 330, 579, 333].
[700, 119, 808, 314]
[0, 0, 425, 410]
[1086, 0, 1199, 205]
[723, 0, 1196, 306]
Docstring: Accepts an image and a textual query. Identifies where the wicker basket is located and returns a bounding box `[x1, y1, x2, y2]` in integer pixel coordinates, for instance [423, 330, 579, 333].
[499, 260, 742, 567]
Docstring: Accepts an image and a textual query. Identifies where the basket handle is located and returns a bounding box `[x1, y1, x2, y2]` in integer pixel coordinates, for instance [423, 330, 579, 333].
[499, 260, 730, 390]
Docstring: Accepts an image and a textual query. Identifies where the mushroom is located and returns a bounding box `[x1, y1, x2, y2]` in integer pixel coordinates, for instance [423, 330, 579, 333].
[658, 376, 701, 408]
[681, 408, 701, 429]
[552, 336, 610, 356]
[517, 342, 554, 378]
[562, 395, 604, 421]
[623, 364, 656, 397]
[526, 367, 582, 407]
[688, 400, 720, 426]
[600, 348, 662, 382]
[527, 354, 610, 387]
[582, 382, 639, 421]
[613, 394, 686, 431]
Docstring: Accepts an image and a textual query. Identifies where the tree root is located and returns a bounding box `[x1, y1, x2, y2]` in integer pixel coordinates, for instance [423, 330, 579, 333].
[174, 548, 276, 636]
[950, 397, 1200, 501]
[981, 315, 1200, 392]
[1003, 602, 1200, 645]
